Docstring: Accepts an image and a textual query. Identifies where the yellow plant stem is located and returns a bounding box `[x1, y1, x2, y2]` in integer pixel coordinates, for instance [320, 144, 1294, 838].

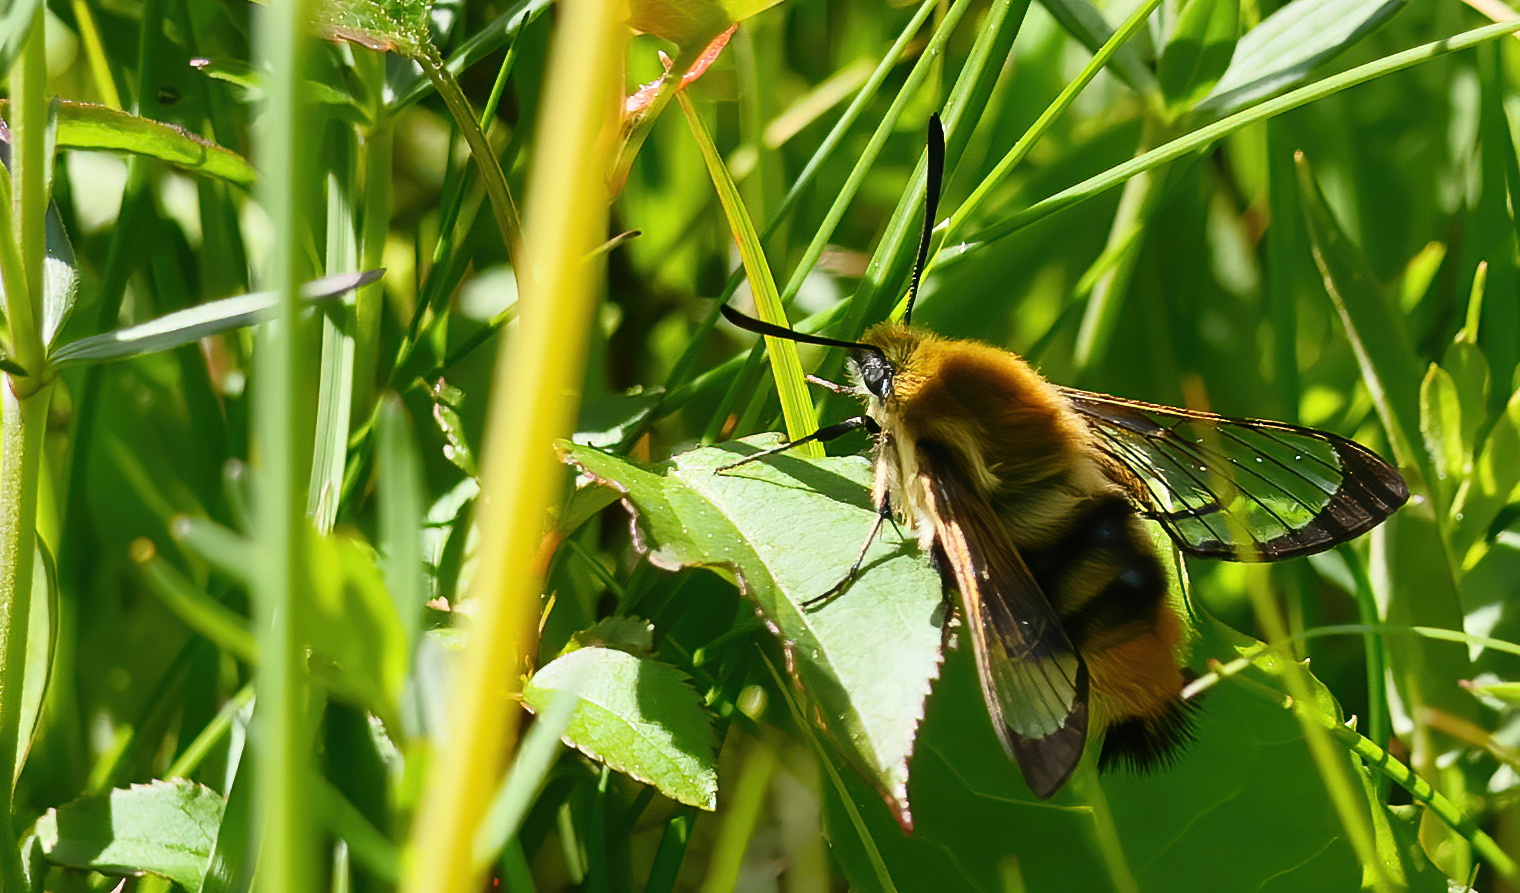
[401, 1, 625, 890]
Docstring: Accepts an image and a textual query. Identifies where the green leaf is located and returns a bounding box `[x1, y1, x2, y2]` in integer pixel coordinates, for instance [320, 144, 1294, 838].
[1297, 153, 1425, 479]
[0, 0, 43, 83]
[1198, 0, 1405, 116]
[629, 0, 784, 54]
[1035, 0, 1159, 96]
[377, 395, 426, 655]
[46, 270, 382, 371]
[1158, 0, 1238, 110]
[34, 779, 226, 890]
[560, 438, 943, 821]
[677, 92, 821, 455]
[172, 517, 255, 587]
[1442, 339, 1490, 460]
[566, 616, 656, 654]
[475, 647, 585, 862]
[1467, 680, 1520, 705]
[824, 617, 1445, 891]
[0, 100, 257, 187]
[523, 645, 718, 810]
[316, 0, 435, 59]
[135, 548, 258, 664]
[305, 532, 409, 725]
[1465, 389, 1520, 548]
[426, 379, 479, 477]
[41, 195, 77, 348]
[574, 387, 666, 449]
[17, 540, 56, 784]
[1419, 364, 1464, 497]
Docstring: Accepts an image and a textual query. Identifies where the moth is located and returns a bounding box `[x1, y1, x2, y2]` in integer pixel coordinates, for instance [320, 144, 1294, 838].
[719, 117, 1409, 798]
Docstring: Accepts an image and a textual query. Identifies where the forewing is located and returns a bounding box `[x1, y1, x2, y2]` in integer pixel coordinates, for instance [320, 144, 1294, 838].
[917, 442, 1088, 799]
[1064, 390, 1409, 561]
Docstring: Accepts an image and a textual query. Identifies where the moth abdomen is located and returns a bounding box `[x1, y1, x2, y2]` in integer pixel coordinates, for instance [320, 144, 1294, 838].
[1020, 495, 1195, 772]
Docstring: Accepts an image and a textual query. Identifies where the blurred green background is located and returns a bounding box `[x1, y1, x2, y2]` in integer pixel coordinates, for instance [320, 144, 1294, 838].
[2, 0, 1519, 890]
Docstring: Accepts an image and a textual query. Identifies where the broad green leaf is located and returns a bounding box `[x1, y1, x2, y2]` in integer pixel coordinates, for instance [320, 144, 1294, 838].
[562, 437, 943, 822]
[523, 645, 718, 810]
[566, 616, 656, 654]
[630, 0, 784, 54]
[316, 0, 434, 58]
[0, 100, 256, 187]
[35, 779, 226, 890]
[1461, 389, 1520, 554]
[1478, 389, 1520, 505]
[1197, 0, 1405, 116]
[46, 270, 382, 371]
[1158, 0, 1238, 111]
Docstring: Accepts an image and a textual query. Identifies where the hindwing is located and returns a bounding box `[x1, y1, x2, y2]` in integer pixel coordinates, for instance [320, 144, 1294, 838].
[1063, 390, 1409, 561]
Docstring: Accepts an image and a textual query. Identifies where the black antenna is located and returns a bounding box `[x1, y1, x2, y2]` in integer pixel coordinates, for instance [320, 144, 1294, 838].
[719, 303, 888, 361]
[902, 114, 945, 325]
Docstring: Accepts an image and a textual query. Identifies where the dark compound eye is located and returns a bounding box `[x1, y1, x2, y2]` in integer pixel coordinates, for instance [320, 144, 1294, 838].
[855, 352, 894, 399]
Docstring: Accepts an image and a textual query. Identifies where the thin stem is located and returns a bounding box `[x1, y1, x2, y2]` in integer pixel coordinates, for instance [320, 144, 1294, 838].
[0, 14, 49, 892]
[252, 0, 318, 890]
[417, 49, 525, 278]
[401, 2, 624, 889]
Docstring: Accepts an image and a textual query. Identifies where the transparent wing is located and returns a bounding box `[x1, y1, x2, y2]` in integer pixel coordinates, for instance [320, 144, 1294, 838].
[1063, 389, 1409, 561]
[918, 441, 1088, 798]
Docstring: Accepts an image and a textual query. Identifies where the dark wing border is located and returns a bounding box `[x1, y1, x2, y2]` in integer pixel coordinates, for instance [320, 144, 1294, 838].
[917, 441, 1089, 798]
[1062, 389, 1409, 561]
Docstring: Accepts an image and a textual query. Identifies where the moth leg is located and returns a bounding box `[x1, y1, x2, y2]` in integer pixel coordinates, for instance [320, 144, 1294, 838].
[716, 416, 880, 472]
[805, 374, 856, 395]
[802, 496, 893, 609]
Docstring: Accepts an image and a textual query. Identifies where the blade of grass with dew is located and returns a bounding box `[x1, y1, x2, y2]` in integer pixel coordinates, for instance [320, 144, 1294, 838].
[400, 2, 625, 890]
[677, 91, 821, 455]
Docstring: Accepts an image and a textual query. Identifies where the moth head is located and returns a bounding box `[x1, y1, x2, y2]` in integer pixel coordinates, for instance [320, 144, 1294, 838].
[851, 348, 895, 400]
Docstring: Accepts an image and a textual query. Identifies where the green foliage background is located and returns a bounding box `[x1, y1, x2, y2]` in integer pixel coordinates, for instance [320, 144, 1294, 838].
[1, 0, 1518, 890]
